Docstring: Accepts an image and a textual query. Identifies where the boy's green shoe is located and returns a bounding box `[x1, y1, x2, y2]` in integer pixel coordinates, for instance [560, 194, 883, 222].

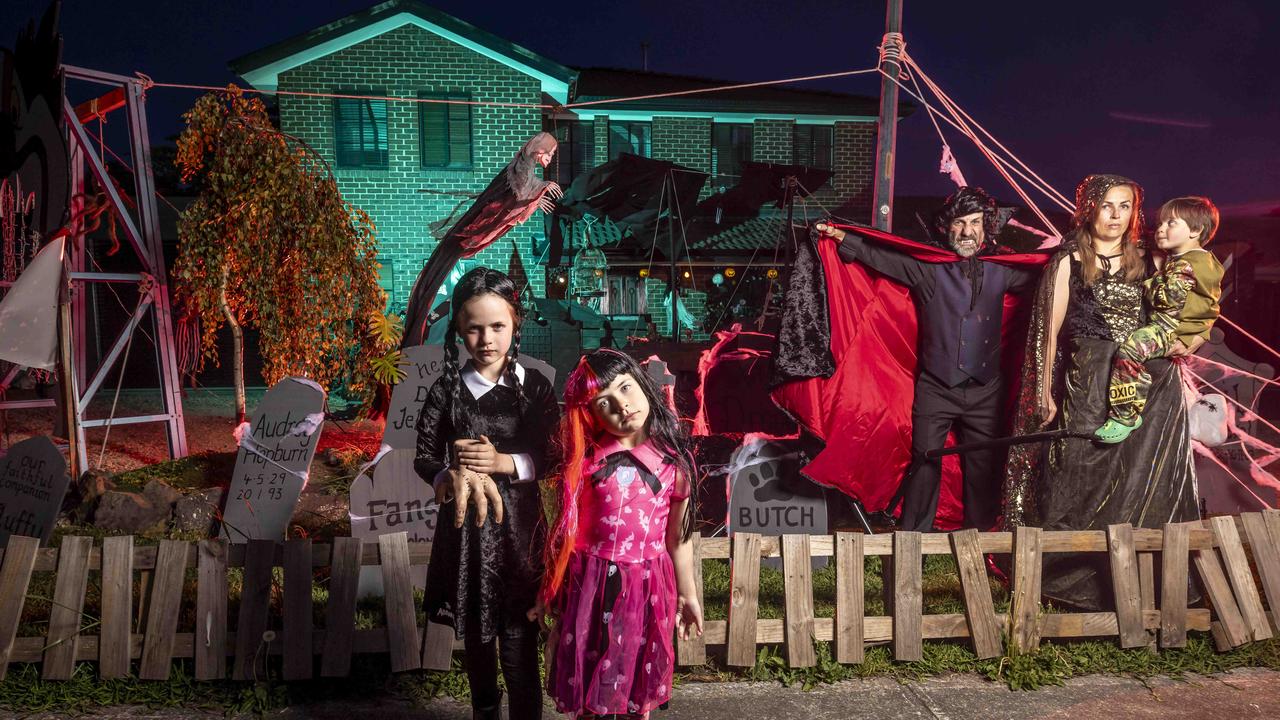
[1094, 416, 1142, 444]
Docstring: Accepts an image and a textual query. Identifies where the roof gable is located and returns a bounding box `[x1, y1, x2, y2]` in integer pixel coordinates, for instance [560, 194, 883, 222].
[229, 0, 573, 100]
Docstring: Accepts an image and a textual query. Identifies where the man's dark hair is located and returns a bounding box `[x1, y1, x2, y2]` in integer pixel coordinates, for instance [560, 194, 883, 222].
[934, 186, 1001, 240]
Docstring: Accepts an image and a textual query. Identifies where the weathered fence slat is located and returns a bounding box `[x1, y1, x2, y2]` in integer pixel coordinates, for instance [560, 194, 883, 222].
[1192, 546, 1249, 647]
[1159, 522, 1190, 648]
[139, 540, 189, 680]
[283, 539, 314, 681]
[1138, 552, 1157, 652]
[950, 529, 1002, 659]
[0, 536, 41, 681]
[1107, 523, 1149, 648]
[726, 532, 761, 667]
[893, 532, 922, 662]
[1210, 621, 1232, 652]
[1010, 526, 1042, 654]
[1210, 516, 1273, 641]
[43, 536, 92, 680]
[676, 533, 707, 666]
[233, 539, 276, 681]
[781, 534, 816, 668]
[99, 536, 134, 679]
[379, 533, 421, 672]
[194, 539, 228, 680]
[1264, 510, 1280, 551]
[834, 532, 864, 664]
[321, 536, 362, 677]
[1239, 513, 1280, 629]
[420, 621, 454, 671]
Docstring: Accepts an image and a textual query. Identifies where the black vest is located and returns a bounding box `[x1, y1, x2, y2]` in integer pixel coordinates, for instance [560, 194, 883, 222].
[917, 261, 1009, 386]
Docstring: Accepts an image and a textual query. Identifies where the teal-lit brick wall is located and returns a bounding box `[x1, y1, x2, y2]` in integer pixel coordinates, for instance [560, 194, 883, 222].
[752, 119, 794, 164]
[592, 116, 611, 166]
[277, 24, 548, 310]
[834, 121, 877, 224]
[273, 19, 879, 333]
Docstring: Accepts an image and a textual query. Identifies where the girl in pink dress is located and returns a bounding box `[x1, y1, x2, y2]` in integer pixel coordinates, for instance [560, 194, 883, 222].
[539, 349, 703, 718]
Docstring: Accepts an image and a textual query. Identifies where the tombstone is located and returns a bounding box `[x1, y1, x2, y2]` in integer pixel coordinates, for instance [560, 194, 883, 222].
[349, 449, 437, 597]
[382, 344, 558, 451]
[0, 435, 70, 546]
[220, 377, 326, 543]
[727, 437, 828, 569]
[383, 344, 450, 451]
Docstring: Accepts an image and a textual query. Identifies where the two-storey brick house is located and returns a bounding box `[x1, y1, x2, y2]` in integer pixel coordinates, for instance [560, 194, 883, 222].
[230, 0, 901, 338]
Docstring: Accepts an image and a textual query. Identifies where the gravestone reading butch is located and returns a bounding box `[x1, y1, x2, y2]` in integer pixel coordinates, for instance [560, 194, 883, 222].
[0, 435, 70, 546]
[727, 437, 828, 568]
[220, 377, 326, 543]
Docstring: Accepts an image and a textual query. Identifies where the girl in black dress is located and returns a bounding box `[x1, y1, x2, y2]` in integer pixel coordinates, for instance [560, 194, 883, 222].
[414, 268, 559, 720]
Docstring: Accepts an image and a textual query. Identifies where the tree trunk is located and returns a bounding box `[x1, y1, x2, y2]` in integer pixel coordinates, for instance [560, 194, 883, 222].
[219, 266, 246, 425]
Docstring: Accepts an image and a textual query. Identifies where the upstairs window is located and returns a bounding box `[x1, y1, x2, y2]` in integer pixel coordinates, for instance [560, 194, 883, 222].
[549, 120, 595, 186]
[793, 124, 834, 171]
[334, 92, 388, 169]
[608, 121, 651, 160]
[712, 123, 753, 190]
[420, 92, 473, 169]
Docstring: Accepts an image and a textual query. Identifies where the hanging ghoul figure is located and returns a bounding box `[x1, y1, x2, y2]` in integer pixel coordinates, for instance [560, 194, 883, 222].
[401, 132, 561, 346]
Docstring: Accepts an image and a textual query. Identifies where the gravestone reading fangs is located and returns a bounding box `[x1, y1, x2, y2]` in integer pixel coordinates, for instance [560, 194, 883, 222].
[0, 435, 70, 546]
[220, 377, 326, 543]
[727, 437, 828, 569]
[382, 345, 557, 451]
[349, 449, 436, 597]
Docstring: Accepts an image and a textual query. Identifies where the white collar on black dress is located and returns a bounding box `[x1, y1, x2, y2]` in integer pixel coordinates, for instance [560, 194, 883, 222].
[461, 360, 525, 399]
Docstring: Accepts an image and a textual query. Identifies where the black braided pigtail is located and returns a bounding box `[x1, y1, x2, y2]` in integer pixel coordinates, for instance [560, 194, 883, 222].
[503, 283, 529, 415]
[441, 323, 469, 440]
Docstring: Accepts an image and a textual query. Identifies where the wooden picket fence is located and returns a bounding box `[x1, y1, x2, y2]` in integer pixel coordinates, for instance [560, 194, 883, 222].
[0, 511, 1278, 682]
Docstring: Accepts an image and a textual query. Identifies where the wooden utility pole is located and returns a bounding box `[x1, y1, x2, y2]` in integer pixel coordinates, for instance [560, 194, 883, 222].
[872, 0, 904, 231]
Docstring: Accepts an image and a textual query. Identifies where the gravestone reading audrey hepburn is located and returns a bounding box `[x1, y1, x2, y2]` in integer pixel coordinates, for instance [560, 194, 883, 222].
[0, 435, 70, 546]
[728, 437, 828, 568]
[220, 377, 326, 543]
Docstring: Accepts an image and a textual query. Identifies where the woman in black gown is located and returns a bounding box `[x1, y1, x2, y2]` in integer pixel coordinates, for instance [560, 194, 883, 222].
[1004, 174, 1199, 610]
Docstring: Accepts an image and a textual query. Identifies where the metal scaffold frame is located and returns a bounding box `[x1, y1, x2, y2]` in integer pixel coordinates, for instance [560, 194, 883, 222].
[57, 65, 187, 475]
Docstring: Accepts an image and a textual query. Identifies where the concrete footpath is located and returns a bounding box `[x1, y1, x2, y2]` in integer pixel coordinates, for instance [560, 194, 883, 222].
[3, 669, 1277, 719]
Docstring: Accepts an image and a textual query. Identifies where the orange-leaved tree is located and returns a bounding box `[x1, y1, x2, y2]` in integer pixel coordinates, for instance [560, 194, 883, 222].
[174, 86, 389, 423]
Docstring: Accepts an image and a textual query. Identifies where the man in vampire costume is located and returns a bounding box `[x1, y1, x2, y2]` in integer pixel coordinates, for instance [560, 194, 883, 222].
[773, 188, 1051, 532]
[401, 132, 562, 346]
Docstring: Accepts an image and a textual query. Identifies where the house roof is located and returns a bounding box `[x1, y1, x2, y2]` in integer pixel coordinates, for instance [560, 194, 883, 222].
[568, 67, 906, 121]
[231, 1, 905, 122]
[228, 0, 574, 99]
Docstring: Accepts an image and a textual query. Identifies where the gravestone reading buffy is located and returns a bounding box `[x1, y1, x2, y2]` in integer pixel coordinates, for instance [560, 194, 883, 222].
[728, 437, 828, 568]
[382, 345, 557, 451]
[349, 449, 436, 597]
[220, 377, 326, 543]
[0, 435, 70, 546]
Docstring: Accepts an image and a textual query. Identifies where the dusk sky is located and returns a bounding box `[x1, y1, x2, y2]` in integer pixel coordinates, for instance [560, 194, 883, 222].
[6, 0, 1278, 215]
